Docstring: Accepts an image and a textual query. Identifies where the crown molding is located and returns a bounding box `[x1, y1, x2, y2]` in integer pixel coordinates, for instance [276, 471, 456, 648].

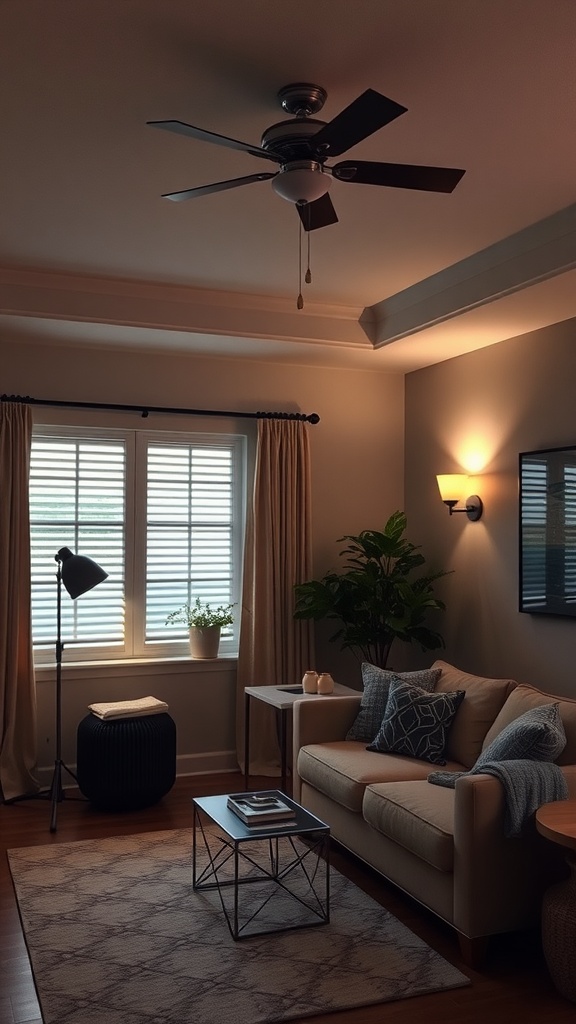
[364, 203, 576, 346]
[0, 265, 370, 350]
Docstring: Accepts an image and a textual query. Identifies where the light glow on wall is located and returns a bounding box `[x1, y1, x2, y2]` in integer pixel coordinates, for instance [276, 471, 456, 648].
[454, 436, 494, 474]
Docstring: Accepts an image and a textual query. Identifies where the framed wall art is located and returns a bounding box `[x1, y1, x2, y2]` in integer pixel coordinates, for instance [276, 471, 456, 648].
[519, 443, 576, 617]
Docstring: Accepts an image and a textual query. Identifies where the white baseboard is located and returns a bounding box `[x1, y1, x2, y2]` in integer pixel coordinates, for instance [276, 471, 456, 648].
[175, 751, 239, 776]
[34, 750, 239, 789]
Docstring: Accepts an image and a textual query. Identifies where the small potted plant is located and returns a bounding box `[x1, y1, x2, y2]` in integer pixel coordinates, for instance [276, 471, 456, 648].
[165, 597, 235, 659]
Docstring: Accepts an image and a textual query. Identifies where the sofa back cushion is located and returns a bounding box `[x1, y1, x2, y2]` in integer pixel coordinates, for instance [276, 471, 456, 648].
[431, 660, 517, 769]
[482, 684, 576, 765]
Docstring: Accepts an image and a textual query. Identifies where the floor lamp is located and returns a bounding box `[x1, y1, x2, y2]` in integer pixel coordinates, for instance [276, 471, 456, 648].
[49, 546, 108, 832]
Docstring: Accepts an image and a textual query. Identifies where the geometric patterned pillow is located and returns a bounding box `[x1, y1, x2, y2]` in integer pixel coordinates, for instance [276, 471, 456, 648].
[346, 663, 442, 743]
[367, 679, 465, 765]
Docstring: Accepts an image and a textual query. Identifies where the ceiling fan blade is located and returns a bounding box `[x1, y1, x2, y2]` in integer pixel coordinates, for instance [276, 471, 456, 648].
[297, 193, 339, 231]
[332, 160, 466, 192]
[147, 120, 282, 163]
[311, 90, 407, 158]
[162, 173, 276, 202]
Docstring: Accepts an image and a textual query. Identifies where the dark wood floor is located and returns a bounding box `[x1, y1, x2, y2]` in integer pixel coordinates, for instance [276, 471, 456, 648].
[1, 772, 574, 1024]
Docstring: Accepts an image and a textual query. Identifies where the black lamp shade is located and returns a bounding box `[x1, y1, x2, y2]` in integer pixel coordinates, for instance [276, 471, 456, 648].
[56, 547, 108, 599]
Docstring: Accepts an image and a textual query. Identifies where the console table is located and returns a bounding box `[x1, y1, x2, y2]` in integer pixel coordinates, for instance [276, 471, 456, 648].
[244, 682, 359, 792]
[535, 799, 576, 1002]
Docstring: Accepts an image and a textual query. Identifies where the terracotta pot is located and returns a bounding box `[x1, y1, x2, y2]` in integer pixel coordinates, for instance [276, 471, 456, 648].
[188, 625, 221, 659]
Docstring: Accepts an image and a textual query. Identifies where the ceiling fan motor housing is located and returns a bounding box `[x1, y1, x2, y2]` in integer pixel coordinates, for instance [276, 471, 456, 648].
[262, 118, 332, 204]
[260, 118, 329, 161]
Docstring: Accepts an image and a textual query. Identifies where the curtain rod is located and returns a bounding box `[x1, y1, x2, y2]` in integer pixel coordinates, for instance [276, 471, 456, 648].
[0, 394, 320, 424]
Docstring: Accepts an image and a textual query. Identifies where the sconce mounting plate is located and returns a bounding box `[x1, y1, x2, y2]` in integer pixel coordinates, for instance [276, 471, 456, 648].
[465, 495, 483, 521]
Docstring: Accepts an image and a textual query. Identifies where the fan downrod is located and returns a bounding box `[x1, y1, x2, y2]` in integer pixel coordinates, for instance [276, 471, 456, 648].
[278, 83, 327, 117]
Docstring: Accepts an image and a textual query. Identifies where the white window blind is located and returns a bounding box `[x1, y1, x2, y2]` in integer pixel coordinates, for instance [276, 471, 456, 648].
[145, 442, 237, 643]
[30, 427, 245, 661]
[29, 436, 126, 653]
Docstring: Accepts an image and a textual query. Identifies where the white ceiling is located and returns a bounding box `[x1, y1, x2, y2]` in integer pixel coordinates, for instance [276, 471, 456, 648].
[1, 0, 575, 372]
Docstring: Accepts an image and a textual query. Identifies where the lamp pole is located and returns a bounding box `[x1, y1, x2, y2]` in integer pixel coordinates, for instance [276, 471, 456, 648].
[48, 548, 108, 832]
[48, 554, 77, 832]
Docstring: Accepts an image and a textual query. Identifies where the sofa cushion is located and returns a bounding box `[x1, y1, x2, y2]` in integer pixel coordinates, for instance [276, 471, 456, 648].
[367, 680, 465, 765]
[346, 663, 441, 743]
[432, 660, 517, 769]
[297, 742, 445, 812]
[363, 781, 455, 872]
[482, 684, 576, 765]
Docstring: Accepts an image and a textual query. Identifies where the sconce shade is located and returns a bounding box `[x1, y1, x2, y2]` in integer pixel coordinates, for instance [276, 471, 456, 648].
[436, 474, 469, 503]
[57, 546, 108, 600]
[436, 475, 483, 521]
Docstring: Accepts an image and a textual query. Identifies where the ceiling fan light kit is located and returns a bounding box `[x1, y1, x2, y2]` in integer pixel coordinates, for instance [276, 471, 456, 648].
[148, 82, 466, 306]
[271, 161, 331, 204]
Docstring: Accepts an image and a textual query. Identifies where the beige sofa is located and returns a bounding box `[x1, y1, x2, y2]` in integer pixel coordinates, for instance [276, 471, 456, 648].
[293, 660, 576, 965]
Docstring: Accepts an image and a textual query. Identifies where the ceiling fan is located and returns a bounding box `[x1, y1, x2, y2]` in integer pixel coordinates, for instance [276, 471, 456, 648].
[147, 83, 466, 231]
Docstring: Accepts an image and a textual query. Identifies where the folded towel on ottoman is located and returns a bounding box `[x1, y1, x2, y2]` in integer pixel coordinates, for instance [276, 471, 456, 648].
[88, 696, 169, 720]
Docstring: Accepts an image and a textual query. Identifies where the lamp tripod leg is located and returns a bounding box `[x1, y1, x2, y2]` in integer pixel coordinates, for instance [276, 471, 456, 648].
[49, 761, 61, 833]
[48, 760, 79, 833]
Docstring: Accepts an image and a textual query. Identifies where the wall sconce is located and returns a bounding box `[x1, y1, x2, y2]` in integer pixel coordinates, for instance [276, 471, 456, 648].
[436, 474, 483, 521]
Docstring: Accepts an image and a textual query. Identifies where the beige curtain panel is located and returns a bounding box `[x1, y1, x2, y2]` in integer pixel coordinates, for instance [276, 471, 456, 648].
[0, 401, 38, 801]
[236, 418, 314, 775]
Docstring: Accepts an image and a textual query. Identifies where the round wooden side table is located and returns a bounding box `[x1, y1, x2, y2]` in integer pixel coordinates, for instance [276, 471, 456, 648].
[535, 799, 576, 1002]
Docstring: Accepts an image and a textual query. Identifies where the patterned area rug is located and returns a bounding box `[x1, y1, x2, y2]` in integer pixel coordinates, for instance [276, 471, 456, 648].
[8, 828, 469, 1024]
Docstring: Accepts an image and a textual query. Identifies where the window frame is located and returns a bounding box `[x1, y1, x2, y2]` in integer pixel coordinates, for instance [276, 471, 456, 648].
[30, 423, 246, 664]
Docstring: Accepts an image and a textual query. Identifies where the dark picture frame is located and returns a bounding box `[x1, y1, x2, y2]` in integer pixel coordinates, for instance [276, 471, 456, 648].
[519, 443, 576, 617]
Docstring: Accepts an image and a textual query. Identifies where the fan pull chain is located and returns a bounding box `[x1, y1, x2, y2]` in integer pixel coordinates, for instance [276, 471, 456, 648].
[297, 218, 304, 309]
[297, 207, 313, 309]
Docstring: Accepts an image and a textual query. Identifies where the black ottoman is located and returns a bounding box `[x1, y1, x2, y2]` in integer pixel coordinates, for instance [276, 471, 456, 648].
[76, 712, 177, 811]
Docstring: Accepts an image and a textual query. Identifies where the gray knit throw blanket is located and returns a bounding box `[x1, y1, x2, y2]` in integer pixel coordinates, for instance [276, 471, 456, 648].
[428, 759, 568, 838]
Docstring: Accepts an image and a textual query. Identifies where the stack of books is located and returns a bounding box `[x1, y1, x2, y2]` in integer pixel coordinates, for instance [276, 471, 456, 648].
[227, 792, 296, 827]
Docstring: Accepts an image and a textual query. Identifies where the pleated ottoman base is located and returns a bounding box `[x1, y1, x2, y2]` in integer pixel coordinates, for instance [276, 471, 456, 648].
[76, 712, 177, 811]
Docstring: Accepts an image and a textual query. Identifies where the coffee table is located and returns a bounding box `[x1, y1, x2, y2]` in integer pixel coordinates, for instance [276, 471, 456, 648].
[192, 790, 330, 940]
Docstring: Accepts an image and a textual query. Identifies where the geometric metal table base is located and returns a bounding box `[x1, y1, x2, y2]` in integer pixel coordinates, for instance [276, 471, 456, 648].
[192, 793, 330, 941]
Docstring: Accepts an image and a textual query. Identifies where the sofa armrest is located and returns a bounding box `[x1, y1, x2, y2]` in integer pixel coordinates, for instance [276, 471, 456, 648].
[292, 695, 361, 801]
[293, 694, 361, 747]
[560, 764, 576, 796]
[453, 770, 572, 939]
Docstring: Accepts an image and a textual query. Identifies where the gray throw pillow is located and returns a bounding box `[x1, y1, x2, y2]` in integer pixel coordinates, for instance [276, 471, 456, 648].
[346, 663, 442, 743]
[367, 679, 465, 765]
[428, 701, 567, 787]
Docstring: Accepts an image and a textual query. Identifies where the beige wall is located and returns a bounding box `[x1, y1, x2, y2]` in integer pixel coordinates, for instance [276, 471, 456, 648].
[404, 316, 576, 697]
[1, 333, 404, 778]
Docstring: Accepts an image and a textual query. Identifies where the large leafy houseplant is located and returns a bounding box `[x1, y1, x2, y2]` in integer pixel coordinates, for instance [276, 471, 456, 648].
[293, 511, 449, 668]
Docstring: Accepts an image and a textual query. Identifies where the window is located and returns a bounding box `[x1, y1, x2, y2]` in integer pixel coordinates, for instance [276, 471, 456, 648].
[30, 426, 245, 662]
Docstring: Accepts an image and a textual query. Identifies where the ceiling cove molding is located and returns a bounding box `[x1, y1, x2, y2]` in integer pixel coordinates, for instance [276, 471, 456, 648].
[363, 202, 576, 347]
[0, 266, 369, 350]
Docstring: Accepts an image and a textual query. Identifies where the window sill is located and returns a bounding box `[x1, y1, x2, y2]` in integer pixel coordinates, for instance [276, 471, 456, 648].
[34, 655, 238, 682]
